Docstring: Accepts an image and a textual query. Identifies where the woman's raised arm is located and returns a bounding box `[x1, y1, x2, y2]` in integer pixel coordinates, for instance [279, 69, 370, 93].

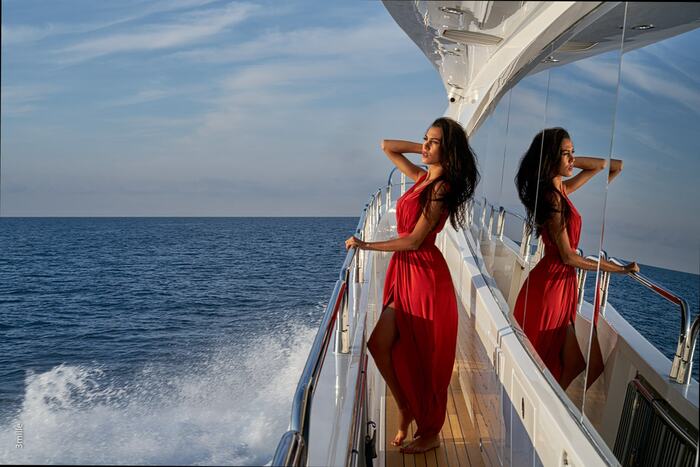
[382, 139, 427, 182]
[563, 156, 607, 194]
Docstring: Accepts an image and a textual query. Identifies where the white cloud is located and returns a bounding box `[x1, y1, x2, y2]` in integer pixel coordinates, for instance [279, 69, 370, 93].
[54, 3, 257, 63]
[619, 59, 700, 115]
[171, 17, 409, 64]
[101, 84, 206, 108]
[0, 84, 59, 116]
[1, 0, 222, 45]
[1, 24, 53, 44]
[568, 54, 621, 88]
[168, 15, 434, 147]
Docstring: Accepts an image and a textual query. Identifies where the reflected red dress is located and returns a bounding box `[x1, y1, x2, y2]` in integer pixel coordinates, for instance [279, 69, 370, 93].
[382, 172, 458, 438]
[513, 187, 581, 380]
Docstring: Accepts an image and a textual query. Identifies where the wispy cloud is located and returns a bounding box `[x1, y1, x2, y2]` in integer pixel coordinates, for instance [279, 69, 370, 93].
[54, 3, 257, 63]
[1, 0, 223, 46]
[0, 84, 59, 116]
[619, 58, 700, 115]
[181, 15, 430, 139]
[171, 17, 408, 64]
[1, 24, 53, 44]
[101, 85, 207, 107]
[568, 55, 621, 88]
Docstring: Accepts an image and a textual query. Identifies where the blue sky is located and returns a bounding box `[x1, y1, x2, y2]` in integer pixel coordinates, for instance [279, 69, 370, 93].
[2, 1, 698, 274]
[1, 0, 445, 217]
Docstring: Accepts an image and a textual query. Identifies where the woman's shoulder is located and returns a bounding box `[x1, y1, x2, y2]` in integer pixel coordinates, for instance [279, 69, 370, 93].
[433, 178, 450, 193]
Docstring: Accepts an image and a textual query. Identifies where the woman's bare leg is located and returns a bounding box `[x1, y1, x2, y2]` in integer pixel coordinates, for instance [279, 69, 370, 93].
[368, 303, 413, 446]
[585, 328, 604, 390]
[559, 323, 586, 390]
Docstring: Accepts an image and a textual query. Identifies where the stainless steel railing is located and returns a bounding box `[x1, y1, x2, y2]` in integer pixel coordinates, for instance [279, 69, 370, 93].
[471, 196, 542, 261]
[272, 189, 377, 466]
[607, 257, 695, 385]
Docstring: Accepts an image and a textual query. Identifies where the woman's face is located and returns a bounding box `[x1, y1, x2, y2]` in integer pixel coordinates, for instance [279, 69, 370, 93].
[422, 126, 443, 166]
[558, 138, 575, 177]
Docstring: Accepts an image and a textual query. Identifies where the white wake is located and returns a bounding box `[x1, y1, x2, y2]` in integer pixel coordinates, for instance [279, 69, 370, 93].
[0, 324, 316, 465]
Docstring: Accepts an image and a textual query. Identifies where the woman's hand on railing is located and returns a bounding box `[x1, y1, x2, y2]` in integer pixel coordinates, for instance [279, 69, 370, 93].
[597, 256, 639, 274]
[345, 236, 366, 250]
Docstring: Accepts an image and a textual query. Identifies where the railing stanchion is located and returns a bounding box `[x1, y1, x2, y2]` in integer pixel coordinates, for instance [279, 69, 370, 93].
[599, 251, 610, 319]
[480, 198, 487, 229]
[496, 207, 506, 240]
[520, 223, 533, 261]
[681, 315, 700, 385]
[386, 184, 391, 213]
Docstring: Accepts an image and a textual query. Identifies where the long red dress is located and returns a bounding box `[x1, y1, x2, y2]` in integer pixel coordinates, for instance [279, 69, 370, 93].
[382, 172, 458, 438]
[513, 187, 581, 380]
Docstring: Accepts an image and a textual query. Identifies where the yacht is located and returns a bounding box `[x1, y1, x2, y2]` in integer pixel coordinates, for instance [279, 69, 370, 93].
[273, 2, 699, 466]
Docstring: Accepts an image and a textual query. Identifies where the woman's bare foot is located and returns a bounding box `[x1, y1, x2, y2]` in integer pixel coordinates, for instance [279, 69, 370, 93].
[400, 434, 440, 453]
[391, 407, 413, 446]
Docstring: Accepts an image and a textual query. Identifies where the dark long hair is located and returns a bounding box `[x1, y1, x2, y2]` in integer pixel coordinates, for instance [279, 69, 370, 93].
[515, 127, 571, 236]
[418, 117, 480, 229]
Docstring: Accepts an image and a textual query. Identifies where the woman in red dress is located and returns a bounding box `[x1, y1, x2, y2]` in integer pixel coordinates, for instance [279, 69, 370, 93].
[345, 117, 479, 453]
[513, 128, 638, 390]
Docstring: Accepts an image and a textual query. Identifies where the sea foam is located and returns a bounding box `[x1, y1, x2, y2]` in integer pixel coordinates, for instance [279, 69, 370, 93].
[0, 324, 316, 465]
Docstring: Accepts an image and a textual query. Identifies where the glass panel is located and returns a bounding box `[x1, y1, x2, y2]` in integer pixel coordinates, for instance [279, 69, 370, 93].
[556, 5, 627, 416]
[468, 87, 514, 315]
[584, 1, 700, 451]
[513, 3, 627, 418]
[498, 69, 550, 322]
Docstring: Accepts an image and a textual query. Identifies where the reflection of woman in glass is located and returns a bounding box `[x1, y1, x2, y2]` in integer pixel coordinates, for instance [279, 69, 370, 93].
[513, 128, 638, 390]
[345, 117, 479, 453]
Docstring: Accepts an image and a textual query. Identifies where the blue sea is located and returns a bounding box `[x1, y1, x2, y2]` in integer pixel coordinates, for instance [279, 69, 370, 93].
[0, 218, 697, 465]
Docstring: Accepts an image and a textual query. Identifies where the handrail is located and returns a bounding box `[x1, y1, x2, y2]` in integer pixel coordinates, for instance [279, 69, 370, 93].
[345, 341, 368, 467]
[608, 257, 694, 385]
[272, 279, 347, 466]
[686, 315, 700, 385]
[272, 190, 376, 466]
[386, 164, 428, 187]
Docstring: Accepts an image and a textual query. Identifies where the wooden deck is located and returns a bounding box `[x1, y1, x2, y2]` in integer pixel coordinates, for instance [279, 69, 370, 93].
[384, 368, 485, 467]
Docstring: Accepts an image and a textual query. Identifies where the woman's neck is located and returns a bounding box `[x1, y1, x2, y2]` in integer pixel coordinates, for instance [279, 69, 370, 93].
[426, 165, 443, 182]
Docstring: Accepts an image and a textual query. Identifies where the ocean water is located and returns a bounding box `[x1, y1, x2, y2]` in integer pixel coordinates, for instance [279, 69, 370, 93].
[0, 218, 697, 465]
[0, 217, 356, 465]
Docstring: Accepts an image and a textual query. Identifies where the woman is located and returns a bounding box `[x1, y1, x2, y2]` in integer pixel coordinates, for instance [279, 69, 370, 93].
[345, 117, 479, 454]
[513, 127, 638, 391]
